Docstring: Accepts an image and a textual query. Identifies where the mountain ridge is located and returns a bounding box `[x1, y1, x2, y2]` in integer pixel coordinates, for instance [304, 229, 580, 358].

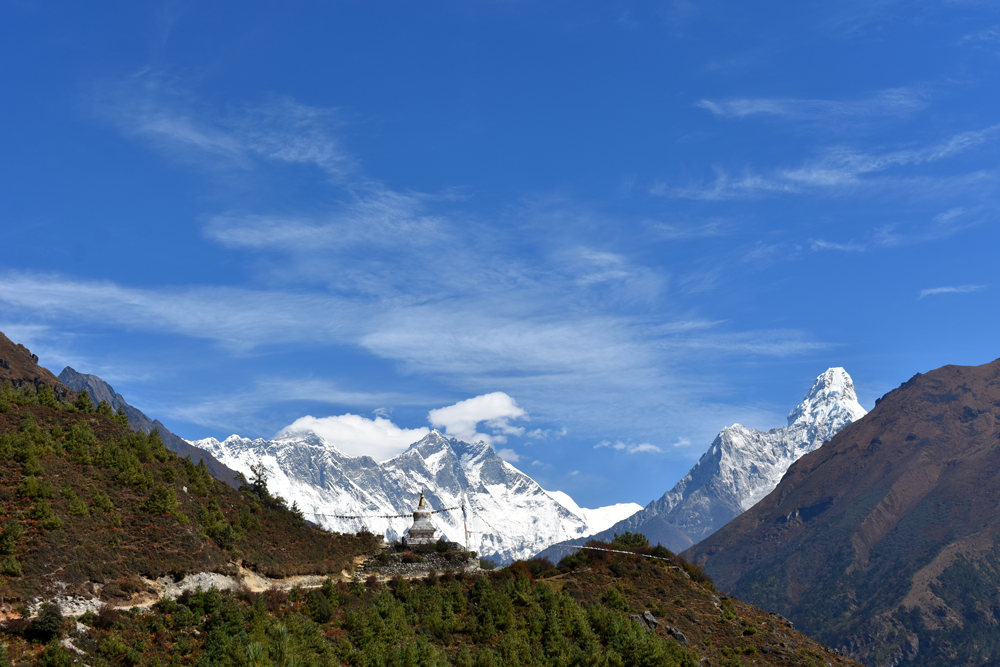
[537, 368, 865, 561]
[57, 366, 241, 488]
[191, 429, 640, 563]
[685, 357, 1000, 666]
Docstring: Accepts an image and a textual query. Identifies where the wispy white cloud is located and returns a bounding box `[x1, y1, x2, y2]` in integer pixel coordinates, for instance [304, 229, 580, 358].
[0, 272, 366, 351]
[95, 76, 354, 180]
[698, 87, 927, 122]
[919, 284, 986, 298]
[960, 24, 1000, 44]
[644, 218, 732, 240]
[810, 239, 868, 252]
[204, 190, 447, 253]
[594, 439, 663, 454]
[150, 377, 421, 436]
[657, 124, 1000, 200]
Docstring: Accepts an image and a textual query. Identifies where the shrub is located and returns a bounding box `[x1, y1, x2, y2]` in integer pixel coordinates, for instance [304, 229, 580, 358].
[36, 642, 72, 667]
[96, 400, 115, 420]
[37, 385, 59, 409]
[557, 550, 587, 570]
[743, 624, 758, 636]
[305, 588, 333, 623]
[142, 486, 178, 515]
[27, 498, 55, 520]
[113, 406, 130, 428]
[0, 556, 21, 576]
[611, 531, 649, 548]
[68, 497, 89, 516]
[21, 457, 43, 476]
[92, 604, 120, 629]
[92, 491, 114, 513]
[603, 586, 629, 611]
[40, 516, 63, 531]
[74, 391, 94, 413]
[99, 635, 130, 658]
[0, 520, 21, 555]
[18, 476, 55, 500]
[34, 603, 64, 639]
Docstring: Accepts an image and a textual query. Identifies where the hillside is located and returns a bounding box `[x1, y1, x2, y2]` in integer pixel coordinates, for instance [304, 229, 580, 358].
[57, 366, 241, 488]
[0, 334, 74, 403]
[686, 358, 1000, 666]
[0, 379, 378, 607]
[537, 368, 865, 561]
[2, 537, 860, 667]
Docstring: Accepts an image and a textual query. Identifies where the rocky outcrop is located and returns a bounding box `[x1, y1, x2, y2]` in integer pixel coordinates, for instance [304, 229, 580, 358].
[0, 331, 75, 401]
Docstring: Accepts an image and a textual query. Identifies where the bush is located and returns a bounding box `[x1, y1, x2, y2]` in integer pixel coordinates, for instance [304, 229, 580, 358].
[603, 586, 629, 611]
[611, 531, 649, 548]
[305, 588, 333, 623]
[74, 391, 94, 413]
[36, 642, 72, 667]
[96, 400, 115, 420]
[92, 604, 120, 629]
[0, 520, 21, 555]
[92, 491, 114, 513]
[34, 603, 64, 639]
[99, 635, 130, 658]
[557, 550, 587, 570]
[0, 556, 21, 576]
[142, 486, 178, 515]
[18, 476, 55, 500]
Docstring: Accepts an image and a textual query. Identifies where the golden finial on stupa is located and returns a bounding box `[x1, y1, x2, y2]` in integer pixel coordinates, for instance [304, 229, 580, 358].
[418, 491, 426, 508]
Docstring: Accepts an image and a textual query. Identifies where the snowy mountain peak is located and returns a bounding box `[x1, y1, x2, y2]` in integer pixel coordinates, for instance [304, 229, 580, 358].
[544, 367, 868, 555]
[190, 428, 637, 563]
[785, 367, 867, 451]
[787, 366, 863, 426]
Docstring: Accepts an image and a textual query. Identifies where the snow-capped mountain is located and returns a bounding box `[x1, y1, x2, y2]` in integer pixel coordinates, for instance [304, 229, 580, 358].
[190, 430, 640, 564]
[537, 367, 867, 558]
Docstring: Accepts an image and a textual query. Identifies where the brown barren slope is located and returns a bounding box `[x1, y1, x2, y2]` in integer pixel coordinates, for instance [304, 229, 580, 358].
[685, 358, 1000, 667]
[0, 333, 74, 402]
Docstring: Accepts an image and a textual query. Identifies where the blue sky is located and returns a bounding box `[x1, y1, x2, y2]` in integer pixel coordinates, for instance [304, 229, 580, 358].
[2, 1, 999, 508]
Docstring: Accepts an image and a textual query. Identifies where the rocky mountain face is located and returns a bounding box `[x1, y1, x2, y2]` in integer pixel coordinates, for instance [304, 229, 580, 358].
[0, 332, 75, 401]
[191, 430, 640, 564]
[538, 368, 866, 561]
[58, 366, 241, 489]
[685, 358, 1000, 667]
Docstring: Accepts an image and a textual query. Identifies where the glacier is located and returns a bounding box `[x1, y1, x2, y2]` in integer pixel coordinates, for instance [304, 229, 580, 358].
[191, 430, 640, 564]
